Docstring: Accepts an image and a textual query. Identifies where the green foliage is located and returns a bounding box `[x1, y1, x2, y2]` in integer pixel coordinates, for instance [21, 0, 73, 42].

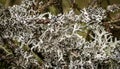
[0, 0, 6, 5]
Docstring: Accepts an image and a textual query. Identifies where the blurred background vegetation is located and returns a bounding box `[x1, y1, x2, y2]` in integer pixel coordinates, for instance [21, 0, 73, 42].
[0, 0, 120, 13]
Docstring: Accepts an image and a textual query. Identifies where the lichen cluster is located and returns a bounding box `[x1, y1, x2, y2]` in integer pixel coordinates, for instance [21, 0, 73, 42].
[0, 0, 120, 69]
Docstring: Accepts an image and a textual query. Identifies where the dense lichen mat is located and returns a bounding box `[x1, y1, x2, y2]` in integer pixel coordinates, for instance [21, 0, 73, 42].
[0, 0, 120, 69]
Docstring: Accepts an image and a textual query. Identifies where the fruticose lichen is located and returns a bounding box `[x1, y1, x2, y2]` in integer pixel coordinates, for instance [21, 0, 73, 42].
[0, 0, 120, 69]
